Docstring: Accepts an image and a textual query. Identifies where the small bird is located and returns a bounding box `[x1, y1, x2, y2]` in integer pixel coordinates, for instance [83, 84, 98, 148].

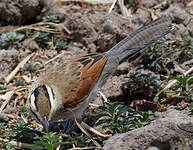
[26, 17, 172, 132]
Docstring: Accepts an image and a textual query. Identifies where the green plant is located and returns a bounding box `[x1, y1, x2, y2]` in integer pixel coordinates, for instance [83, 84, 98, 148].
[37, 133, 96, 150]
[13, 79, 25, 86]
[140, 42, 173, 74]
[10, 118, 37, 143]
[72, 134, 94, 148]
[0, 31, 24, 49]
[167, 75, 193, 100]
[32, 132, 64, 150]
[0, 113, 9, 122]
[131, 111, 154, 127]
[189, 30, 193, 38]
[1, 143, 15, 150]
[0, 118, 37, 149]
[35, 32, 50, 44]
[123, 73, 161, 101]
[24, 63, 37, 74]
[0, 117, 41, 149]
[17, 106, 28, 115]
[174, 39, 193, 62]
[184, 102, 193, 115]
[54, 39, 67, 52]
[0, 84, 6, 90]
[140, 40, 193, 75]
[43, 15, 60, 23]
[95, 102, 154, 134]
[0, 123, 8, 138]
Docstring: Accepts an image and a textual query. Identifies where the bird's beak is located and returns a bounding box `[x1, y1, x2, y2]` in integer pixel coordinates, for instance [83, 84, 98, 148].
[42, 116, 50, 132]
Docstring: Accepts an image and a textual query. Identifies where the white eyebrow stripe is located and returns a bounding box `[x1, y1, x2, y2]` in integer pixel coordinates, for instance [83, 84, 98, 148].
[45, 85, 55, 109]
[30, 93, 37, 111]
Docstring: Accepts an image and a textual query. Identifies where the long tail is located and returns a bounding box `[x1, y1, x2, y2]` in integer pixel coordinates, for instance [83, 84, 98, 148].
[106, 17, 172, 64]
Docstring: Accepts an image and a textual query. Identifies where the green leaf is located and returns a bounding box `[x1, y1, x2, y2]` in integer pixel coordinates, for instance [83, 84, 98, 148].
[13, 78, 25, 86]
[153, 96, 159, 102]
[187, 76, 193, 84]
[53, 142, 65, 147]
[43, 15, 60, 23]
[24, 63, 37, 73]
[0, 84, 6, 90]
[189, 102, 193, 109]
[0, 31, 24, 48]
[34, 141, 52, 150]
[35, 32, 50, 43]
[97, 105, 108, 111]
[95, 119, 111, 126]
[94, 113, 110, 120]
[0, 113, 9, 122]
[170, 51, 182, 61]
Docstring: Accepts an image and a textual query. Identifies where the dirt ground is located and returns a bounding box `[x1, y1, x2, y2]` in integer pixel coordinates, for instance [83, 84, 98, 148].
[0, 0, 193, 149]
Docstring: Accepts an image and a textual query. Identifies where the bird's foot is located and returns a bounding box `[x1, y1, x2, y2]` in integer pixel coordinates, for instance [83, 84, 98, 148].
[54, 119, 80, 134]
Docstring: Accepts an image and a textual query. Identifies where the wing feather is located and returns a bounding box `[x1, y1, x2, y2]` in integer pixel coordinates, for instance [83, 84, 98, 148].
[61, 53, 108, 109]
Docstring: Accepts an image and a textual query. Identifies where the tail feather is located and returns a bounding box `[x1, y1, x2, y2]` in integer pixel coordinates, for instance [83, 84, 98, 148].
[106, 17, 172, 64]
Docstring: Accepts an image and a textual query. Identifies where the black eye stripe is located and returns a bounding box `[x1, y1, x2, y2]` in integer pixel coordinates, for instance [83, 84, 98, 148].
[50, 87, 55, 99]
[32, 88, 39, 109]
[43, 85, 52, 109]
[42, 85, 50, 100]
[30, 106, 41, 123]
[33, 87, 39, 98]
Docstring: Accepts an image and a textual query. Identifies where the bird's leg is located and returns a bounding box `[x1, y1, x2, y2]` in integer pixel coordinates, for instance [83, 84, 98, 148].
[52, 119, 111, 138]
[42, 117, 50, 133]
[53, 119, 80, 134]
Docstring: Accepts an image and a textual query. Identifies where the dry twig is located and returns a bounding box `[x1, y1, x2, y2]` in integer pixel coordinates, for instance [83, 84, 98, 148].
[75, 119, 102, 149]
[0, 88, 15, 94]
[67, 147, 97, 150]
[15, 22, 71, 35]
[0, 86, 28, 112]
[0, 90, 15, 112]
[0, 138, 41, 150]
[5, 53, 34, 84]
[156, 65, 193, 97]
[81, 122, 112, 138]
[43, 51, 72, 66]
[108, 0, 117, 13]
[174, 61, 186, 74]
[118, 0, 130, 17]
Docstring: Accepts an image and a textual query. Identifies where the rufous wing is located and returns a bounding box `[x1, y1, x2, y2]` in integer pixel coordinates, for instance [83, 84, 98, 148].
[61, 53, 108, 109]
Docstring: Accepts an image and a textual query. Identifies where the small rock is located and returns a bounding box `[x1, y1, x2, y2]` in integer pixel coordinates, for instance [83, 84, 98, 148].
[162, 3, 191, 26]
[146, 146, 160, 150]
[100, 75, 126, 98]
[139, 0, 158, 8]
[187, 19, 193, 31]
[0, 50, 20, 81]
[0, 0, 42, 25]
[103, 109, 193, 150]
[22, 39, 40, 51]
[116, 62, 130, 75]
[132, 8, 151, 24]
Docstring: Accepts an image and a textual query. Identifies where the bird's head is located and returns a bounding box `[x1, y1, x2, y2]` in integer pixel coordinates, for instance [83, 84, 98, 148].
[27, 84, 55, 132]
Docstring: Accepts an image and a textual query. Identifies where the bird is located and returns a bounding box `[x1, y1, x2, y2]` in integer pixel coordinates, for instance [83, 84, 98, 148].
[26, 17, 172, 133]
